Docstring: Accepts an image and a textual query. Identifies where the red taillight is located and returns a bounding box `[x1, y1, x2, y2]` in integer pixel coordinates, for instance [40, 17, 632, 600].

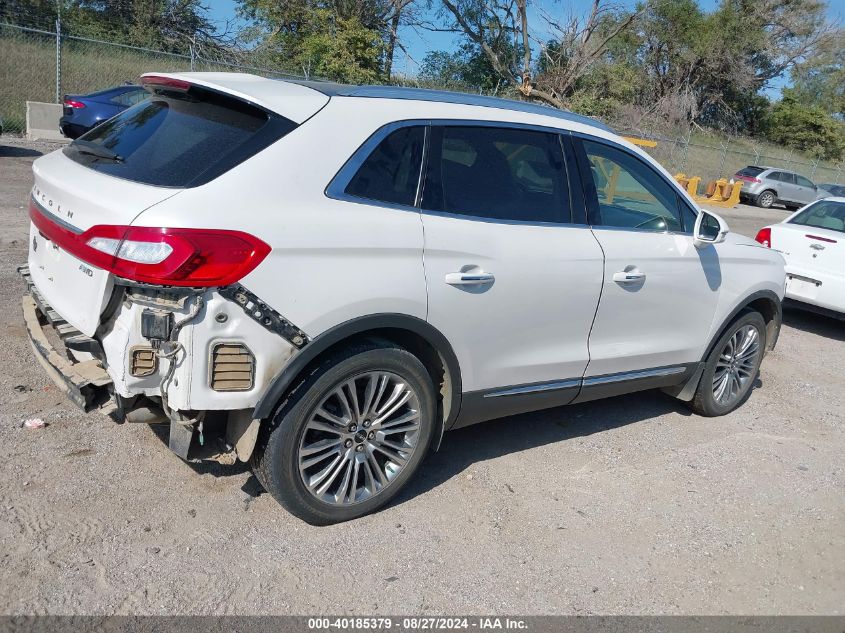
[63, 98, 85, 109]
[141, 75, 191, 91]
[30, 199, 270, 287]
[736, 175, 761, 184]
[755, 227, 772, 248]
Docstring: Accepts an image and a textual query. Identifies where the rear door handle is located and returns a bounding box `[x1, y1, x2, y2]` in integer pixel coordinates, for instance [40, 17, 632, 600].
[612, 270, 646, 283]
[445, 271, 495, 286]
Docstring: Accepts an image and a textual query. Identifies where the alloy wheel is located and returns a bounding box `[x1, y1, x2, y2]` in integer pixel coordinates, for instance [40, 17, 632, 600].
[712, 324, 760, 406]
[298, 371, 422, 506]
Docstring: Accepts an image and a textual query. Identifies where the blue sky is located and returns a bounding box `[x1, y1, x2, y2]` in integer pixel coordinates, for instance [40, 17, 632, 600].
[205, 0, 842, 90]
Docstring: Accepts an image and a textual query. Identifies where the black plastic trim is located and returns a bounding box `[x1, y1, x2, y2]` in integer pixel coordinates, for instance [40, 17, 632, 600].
[219, 284, 309, 349]
[252, 314, 463, 433]
[452, 380, 580, 429]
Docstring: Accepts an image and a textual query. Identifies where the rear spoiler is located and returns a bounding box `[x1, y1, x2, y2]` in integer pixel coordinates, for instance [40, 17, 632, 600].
[139, 72, 330, 124]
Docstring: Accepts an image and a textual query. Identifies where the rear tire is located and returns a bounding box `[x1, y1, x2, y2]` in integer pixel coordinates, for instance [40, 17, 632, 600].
[251, 340, 436, 525]
[757, 190, 776, 208]
[689, 310, 767, 417]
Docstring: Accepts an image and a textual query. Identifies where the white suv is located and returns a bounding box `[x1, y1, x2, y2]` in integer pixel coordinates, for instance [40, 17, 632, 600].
[21, 72, 785, 524]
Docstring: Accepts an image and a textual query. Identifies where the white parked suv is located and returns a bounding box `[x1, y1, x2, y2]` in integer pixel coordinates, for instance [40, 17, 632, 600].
[21, 72, 785, 524]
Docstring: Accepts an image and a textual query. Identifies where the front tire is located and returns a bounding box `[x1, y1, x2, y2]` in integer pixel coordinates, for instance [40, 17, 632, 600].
[689, 310, 767, 417]
[251, 340, 436, 525]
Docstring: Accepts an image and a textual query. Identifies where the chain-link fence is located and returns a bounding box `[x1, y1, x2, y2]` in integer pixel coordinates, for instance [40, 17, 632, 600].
[640, 131, 844, 187]
[0, 22, 307, 135]
[2, 20, 843, 186]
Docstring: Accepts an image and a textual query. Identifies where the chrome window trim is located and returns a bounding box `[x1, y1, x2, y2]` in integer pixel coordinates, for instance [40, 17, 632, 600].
[582, 366, 686, 386]
[484, 378, 582, 398]
[326, 118, 583, 227]
[324, 119, 429, 214]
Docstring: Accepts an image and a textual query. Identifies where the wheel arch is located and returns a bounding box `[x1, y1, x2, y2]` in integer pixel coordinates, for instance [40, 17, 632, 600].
[252, 314, 462, 451]
[706, 290, 782, 360]
[665, 289, 782, 402]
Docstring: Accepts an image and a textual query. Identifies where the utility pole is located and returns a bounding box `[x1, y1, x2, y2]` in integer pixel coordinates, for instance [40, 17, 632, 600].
[55, 0, 62, 103]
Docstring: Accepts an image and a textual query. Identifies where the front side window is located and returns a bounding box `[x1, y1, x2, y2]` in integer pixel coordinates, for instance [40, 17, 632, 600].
[580, 139, 683, 232]
[796, 175, 815, 188]
[344, 126, 425, 207]
[421, 125, 570, 223]
[788, 200, 845, 232]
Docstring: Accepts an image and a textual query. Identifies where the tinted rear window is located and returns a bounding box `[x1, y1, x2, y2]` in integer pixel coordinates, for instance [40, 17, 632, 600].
[345, 126, 425, 206]
[63, 87, 296, 187]
[421, 126, 570, 223]
[788, 200, 845, 233]
[737, 166, 765, 177]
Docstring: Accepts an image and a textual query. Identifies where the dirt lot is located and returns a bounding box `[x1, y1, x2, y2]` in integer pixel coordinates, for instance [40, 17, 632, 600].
[1, 137, 843, 616]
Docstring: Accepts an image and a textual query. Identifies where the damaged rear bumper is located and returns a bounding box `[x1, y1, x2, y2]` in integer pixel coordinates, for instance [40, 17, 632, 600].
[20, 266, 113, 412]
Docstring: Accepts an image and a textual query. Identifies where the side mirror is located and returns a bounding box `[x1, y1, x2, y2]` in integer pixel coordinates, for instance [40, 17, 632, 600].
[694, 209, 729, 248]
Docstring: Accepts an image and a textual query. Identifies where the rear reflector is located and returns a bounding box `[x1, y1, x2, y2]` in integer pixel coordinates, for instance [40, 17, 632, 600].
[806, 234, 837, 244]
[30, 198, 270, 287]
[755, 227, 772, 248]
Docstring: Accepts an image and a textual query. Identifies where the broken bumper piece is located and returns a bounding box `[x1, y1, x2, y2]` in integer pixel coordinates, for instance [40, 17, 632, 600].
[20, 270, 113, 412]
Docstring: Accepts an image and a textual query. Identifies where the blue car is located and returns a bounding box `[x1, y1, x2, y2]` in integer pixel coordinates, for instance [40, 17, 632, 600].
[60, 84, 149, 139]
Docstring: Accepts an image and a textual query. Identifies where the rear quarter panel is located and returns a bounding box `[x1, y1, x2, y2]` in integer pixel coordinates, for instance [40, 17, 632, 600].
[131, 99, 430, 337]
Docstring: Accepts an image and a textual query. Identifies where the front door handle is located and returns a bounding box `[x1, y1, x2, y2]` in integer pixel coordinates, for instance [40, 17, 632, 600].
[445, 271, 495, 286]
[612, 270, 646, 283]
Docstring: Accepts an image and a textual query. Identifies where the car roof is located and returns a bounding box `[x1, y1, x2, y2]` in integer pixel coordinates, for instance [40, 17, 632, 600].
[289, 80, 614, 132]
[143, 71, 615, 133]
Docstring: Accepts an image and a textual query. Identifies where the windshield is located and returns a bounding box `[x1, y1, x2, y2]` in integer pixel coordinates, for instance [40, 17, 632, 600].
[737, 166, 765, 177]
[788, 200, 845, 233]
[63, 86, 296, 187]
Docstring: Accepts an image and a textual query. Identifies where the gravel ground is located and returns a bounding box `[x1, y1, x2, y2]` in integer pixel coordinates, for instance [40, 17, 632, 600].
[1, 137, 843, 616]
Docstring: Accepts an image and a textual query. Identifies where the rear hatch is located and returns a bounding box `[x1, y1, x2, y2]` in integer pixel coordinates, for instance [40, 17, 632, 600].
[772, 201, 844, 278]
[28, 73, 327, 336]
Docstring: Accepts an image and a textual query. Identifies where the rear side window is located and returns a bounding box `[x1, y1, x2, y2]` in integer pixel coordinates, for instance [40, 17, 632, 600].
[737, 166, 764, 177]
[345, 126, 425, 206]
[788, 200, 845, 233]
[421, 126, 570, 223]
[63, 87, 296, 187]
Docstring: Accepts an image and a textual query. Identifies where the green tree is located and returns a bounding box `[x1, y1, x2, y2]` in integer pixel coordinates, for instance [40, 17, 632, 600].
[295, 10, 383, 82]
[765, 89, 845, 161]
[419, 42, 509, 93]
[790, 30, 845, 119]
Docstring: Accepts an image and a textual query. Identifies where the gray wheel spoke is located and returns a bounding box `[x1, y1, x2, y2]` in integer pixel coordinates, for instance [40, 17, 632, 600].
[372, 442, 408, 467]
[375, 389, 411, 424]
[377, 408, 419, 430]
[306, 419, 345, 436]
[299, 370, 422, 506]
[711, 324, 761, 407]
[713, 371, 731, 401]
[307, 452, 346, 490]
[314, 405, 347, 427]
